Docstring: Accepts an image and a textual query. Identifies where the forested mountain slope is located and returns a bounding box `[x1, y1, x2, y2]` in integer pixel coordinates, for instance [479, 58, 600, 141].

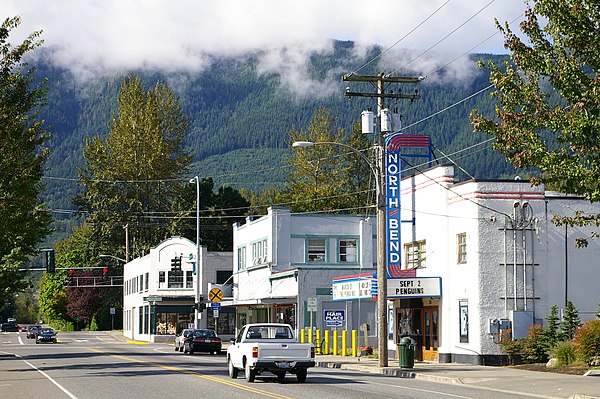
[35, 41, 513, 214]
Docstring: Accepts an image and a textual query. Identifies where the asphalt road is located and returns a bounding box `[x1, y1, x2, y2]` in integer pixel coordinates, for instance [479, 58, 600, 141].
[1, 331, 547, 399]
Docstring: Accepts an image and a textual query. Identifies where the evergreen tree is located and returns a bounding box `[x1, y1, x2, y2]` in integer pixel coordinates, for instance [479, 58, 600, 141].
[470, 0, 600, 246]
[0, 16, 52, 311]
[544, 304, 562, 345]
[560, 300, 582, 340]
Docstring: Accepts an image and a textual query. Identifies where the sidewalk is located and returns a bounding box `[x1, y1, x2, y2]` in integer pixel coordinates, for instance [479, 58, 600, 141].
[314, 354, 600, 399]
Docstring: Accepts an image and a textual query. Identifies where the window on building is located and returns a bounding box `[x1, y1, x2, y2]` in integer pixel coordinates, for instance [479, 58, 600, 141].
[459, 300, 469, 343]
[217, 270, 232, 284]
[338, 239, 357, 263]
[251, 239, 267, 265]
[168, 270, 184, 288]
[457, 233, 467, 263]
[185, 271, 194, 288]
[158, 271, 166, 289]
[308, 238, 326, 262]
[237, 246, 246, 270]
[139, 275, 144, 292]
[145, 272, 149, 292]
[404, 240, 426, 269]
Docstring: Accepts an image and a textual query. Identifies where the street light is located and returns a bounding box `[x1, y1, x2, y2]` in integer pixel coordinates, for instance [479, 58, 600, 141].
[189, 176, 202, 329]
[292, 140, 389, 367]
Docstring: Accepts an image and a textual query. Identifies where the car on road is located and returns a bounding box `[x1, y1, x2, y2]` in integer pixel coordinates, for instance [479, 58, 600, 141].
[0, 322, 19, 332]
[174, 328, 194, 352]
[184, 329, 221, 355]
[27, 325, 42, 339]
[18, 325, 28, 332]
[36, 327, 57, 344]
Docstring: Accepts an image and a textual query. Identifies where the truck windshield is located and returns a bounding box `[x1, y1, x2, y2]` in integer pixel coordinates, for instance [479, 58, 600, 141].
[246, 326, 293, 339]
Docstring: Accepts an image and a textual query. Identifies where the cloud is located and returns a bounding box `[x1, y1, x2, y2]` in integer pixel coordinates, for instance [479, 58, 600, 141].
[3, 0, 526, 92]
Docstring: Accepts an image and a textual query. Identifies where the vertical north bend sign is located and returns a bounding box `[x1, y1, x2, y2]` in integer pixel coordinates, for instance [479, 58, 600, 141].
[385, 134, 402, 277]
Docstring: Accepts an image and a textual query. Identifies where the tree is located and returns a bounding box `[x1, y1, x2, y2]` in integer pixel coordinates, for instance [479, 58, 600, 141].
[0, 16, 52, 309]
[282, 108, 373, 213]
[544, 304, 562, 345]
[560, 300, 582, 340]
[470, 0, 600, 246]
[76, 75, 192, 257]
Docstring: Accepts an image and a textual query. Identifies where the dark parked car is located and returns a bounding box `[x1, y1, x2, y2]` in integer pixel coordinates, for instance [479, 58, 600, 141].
[174, 328, 194, 352]
[27, 325, 42, 339]
[36, 327, 57, 344]
[0, 322, 19, 332]
[184, 329, 221, 355]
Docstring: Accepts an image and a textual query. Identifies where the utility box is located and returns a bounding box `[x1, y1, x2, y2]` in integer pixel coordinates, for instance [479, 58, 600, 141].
[361, 110, 374, 134]
[511, 310, 533, 339]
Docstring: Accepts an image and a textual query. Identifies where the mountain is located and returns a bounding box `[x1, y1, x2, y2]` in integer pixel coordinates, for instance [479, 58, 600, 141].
[34, 41, 513, 217]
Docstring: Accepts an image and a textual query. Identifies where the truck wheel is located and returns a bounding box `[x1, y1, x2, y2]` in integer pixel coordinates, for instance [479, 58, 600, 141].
[228, 358, 238, 379]
[174, 344, 178, 351]
[296, 368, 307, 383]
[245, 361, 256, 382]
[276, 371, 286, 381]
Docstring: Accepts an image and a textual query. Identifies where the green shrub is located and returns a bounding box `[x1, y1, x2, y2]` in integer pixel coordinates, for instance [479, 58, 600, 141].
[89, 316, 98, 331]
[550, 340, 577, 366]
[573, 320, 600, 364]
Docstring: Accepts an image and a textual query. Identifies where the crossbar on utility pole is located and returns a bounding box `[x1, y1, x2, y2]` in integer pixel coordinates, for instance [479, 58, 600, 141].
[342, 72, 422, 367]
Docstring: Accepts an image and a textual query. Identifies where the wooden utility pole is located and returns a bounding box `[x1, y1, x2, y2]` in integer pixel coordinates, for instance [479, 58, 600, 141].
[342, 72, 422, 367]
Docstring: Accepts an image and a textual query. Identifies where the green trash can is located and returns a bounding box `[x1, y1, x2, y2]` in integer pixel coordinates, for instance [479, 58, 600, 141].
[398, 337, 415, 368]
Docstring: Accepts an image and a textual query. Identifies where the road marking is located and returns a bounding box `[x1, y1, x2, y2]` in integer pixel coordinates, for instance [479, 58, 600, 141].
[18, 336, 24, 345]
[87, 348, 293, 399]
[8, 352, 79, 399]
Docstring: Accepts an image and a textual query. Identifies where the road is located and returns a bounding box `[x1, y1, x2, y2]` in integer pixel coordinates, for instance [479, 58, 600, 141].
[1, 331, 542, 399]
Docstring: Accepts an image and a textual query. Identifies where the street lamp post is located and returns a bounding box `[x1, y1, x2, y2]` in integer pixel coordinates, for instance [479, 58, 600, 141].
[189, 176, 202, 329]
[292, 140, 388, 367]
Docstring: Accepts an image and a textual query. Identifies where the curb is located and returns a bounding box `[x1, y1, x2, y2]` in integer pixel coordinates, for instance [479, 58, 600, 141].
[315, 361, 416, 378]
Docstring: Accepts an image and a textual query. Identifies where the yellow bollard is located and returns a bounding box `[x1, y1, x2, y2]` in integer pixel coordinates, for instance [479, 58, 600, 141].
[341, 330, 347, 356]
[300, 328, 305, 343]
[315, 329, 321, 354]
[308, 328, 313, 344]
[324, 330, 330, 355]
[332, 330, 338, 356]
[352, 329, 358, 357]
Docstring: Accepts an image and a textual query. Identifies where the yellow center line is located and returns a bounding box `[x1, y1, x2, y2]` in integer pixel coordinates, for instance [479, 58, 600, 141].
[87, 348, 294, 399]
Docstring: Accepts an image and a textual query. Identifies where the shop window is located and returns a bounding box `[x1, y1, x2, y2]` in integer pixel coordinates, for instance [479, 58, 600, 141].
[457, 233, 467, 264]
[339, 239, 357, 263]
[307, 238, 326, 262]
[404, 240, 426, 269]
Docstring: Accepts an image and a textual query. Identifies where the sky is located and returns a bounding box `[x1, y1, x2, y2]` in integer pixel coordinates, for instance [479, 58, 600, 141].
[2, 0, 528, 91]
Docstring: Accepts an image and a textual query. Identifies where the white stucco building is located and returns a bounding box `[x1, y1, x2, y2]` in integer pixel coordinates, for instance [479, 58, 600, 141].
[228, 164, 600, 364]
[122, 237, 234, 342]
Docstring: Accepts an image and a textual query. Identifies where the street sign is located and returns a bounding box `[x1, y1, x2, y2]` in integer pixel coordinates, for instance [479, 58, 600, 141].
[210, 302, 221, 310]
[307, 297, 317, 312]
[323, 309, 345, 327]
[387, 277, 442, 298]
[213, 309, 219, 318]
[208, 287, 224, 302]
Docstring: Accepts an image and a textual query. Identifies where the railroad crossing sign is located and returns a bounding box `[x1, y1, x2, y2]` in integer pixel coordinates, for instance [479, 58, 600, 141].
[208, 287, 224, 302]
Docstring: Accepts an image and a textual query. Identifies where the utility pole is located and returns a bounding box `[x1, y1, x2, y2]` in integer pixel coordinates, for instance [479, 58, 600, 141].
[343, 72, 422, 367]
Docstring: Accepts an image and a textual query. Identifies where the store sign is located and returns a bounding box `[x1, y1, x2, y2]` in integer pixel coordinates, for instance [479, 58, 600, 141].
[387, 277, 442, 298]
[385, 137, 402, 278]
[332, 274, 374, 301]
[323, 310, 345, 327]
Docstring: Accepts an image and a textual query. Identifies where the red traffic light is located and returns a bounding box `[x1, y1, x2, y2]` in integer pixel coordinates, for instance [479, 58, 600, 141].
[68, 269, 74, 276]
[102, 267, 108, 274]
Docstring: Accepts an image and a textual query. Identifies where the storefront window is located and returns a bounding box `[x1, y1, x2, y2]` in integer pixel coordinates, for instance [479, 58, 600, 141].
[207, 308, 236, 335]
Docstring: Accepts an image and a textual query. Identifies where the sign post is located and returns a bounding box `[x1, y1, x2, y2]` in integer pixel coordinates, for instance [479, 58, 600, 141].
[307, 298, 317, 343]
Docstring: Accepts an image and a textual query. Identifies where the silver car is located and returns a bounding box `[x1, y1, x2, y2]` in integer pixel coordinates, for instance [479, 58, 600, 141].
[174, 328, 194, 352]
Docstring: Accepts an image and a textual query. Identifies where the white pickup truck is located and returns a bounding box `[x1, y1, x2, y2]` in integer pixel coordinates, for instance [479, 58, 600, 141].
[226, 323, 315, 383]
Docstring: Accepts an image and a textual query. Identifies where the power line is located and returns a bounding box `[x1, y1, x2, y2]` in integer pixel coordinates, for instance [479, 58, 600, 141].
[351, 0, 452, 75]
[388, 0, 497, 76]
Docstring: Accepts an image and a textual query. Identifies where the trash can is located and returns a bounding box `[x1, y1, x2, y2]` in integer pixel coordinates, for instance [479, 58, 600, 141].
[398, 337, 415, 368]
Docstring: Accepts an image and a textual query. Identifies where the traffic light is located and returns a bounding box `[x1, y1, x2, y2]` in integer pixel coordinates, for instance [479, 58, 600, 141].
[45, 249, 55, 273]
[102, 267, 108, 280]
[193, 302, 206, 312]
[65, 269, 74, 286]
[171, 256, 181, 272]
